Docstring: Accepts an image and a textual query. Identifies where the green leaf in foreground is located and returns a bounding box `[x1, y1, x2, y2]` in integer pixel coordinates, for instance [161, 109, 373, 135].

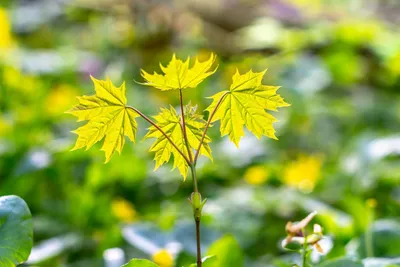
[189, 255, 217, 267]
[122, 258, 159, 267]
[317, 257, 363, 267]
[0, 195, 33, 267]
[206, 235, 244, 267]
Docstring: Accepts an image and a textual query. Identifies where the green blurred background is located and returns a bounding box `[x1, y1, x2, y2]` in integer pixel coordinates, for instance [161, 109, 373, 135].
[0, 0, 400, 266]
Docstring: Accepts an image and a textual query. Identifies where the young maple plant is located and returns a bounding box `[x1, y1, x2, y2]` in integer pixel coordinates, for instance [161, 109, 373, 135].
[67, 53, 289, 267]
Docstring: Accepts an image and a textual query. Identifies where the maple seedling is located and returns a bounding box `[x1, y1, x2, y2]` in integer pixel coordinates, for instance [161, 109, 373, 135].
[67, 53, 289, 266]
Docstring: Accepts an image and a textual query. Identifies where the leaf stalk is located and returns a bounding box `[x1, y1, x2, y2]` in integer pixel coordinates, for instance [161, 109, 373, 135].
[302, 229, 309, 267]
[193, 91, 229, 165]
[127, 106, 191, 164]
[179, 89, 194, 163]
[178, 89, 204, 266]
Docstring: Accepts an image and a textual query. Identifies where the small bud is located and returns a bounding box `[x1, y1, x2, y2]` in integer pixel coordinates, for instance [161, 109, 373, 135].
[191, 192, 202, 209]
[189, 192, 206, 221]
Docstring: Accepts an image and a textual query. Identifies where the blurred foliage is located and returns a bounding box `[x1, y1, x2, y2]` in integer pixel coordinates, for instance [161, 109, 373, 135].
[1, 0, 400, 266]
[207, 235, 244, 267]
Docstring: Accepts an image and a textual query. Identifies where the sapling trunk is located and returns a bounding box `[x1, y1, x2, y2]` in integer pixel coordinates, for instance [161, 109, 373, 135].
[189, 90, 229, 266]
[133, 100, 206, 266]
[196, 219, 202, 266]
[189, 165, 202, 267]
[180, 89, 205, 266]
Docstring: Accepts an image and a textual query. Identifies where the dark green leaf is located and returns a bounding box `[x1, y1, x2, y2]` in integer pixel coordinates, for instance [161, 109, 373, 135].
[0, 195, 33, 267]
[357, 220, 400, 258]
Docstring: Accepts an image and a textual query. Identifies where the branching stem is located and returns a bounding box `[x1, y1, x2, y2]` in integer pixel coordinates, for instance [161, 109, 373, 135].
[178, 89, 204, 266]
[127, 106, 191, 164]
[189, 164, 198, 193]
[193, 91, 229, 165]
[138, 87, 225, 267]
[179, 89, 194, 163]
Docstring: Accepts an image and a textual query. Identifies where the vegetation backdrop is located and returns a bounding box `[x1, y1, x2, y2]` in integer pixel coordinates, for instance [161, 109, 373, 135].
[0, 0, 399, 266]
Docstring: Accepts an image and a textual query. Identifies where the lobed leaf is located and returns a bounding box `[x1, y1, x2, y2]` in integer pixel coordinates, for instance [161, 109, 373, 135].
[67, 76, 139, 162]
[206, 69, 290, 146]
[140, 54, 217, 91]
[145, 104, 212, 179]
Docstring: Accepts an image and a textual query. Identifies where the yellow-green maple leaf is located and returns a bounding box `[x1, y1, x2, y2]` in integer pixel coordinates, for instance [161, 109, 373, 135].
[145, 105, 212, 179]
[67, 76, 139, 162]
[140, 54, 217, 91]
[206, 69, 289, 146]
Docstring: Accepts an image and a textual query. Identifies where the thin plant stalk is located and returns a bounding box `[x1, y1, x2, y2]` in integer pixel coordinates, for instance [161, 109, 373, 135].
[179, 89, 194, 163]
[131, 89, 228, 267]
[127, 106, 191, 165]
[190, 165, 202, 266]
[178, 89, 202, 266]
[180, 87, 229, 266]
[195, 219, 202, 266]
[194, 92, 228, 164]
[190, 91, 229, 266]
[302, 229, 308, 267]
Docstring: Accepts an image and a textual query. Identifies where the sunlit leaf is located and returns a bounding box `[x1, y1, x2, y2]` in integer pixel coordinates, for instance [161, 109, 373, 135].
[189, 255, 217, 267]
[145, 104, 212, 179]
[67, 76, 139, 163]
[207, 235, 243, 267]
[140, 54, 217, 91]
[122, 258, 159, 267]
[206, 69, 289, 146]
[0, 195, 33, 267]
